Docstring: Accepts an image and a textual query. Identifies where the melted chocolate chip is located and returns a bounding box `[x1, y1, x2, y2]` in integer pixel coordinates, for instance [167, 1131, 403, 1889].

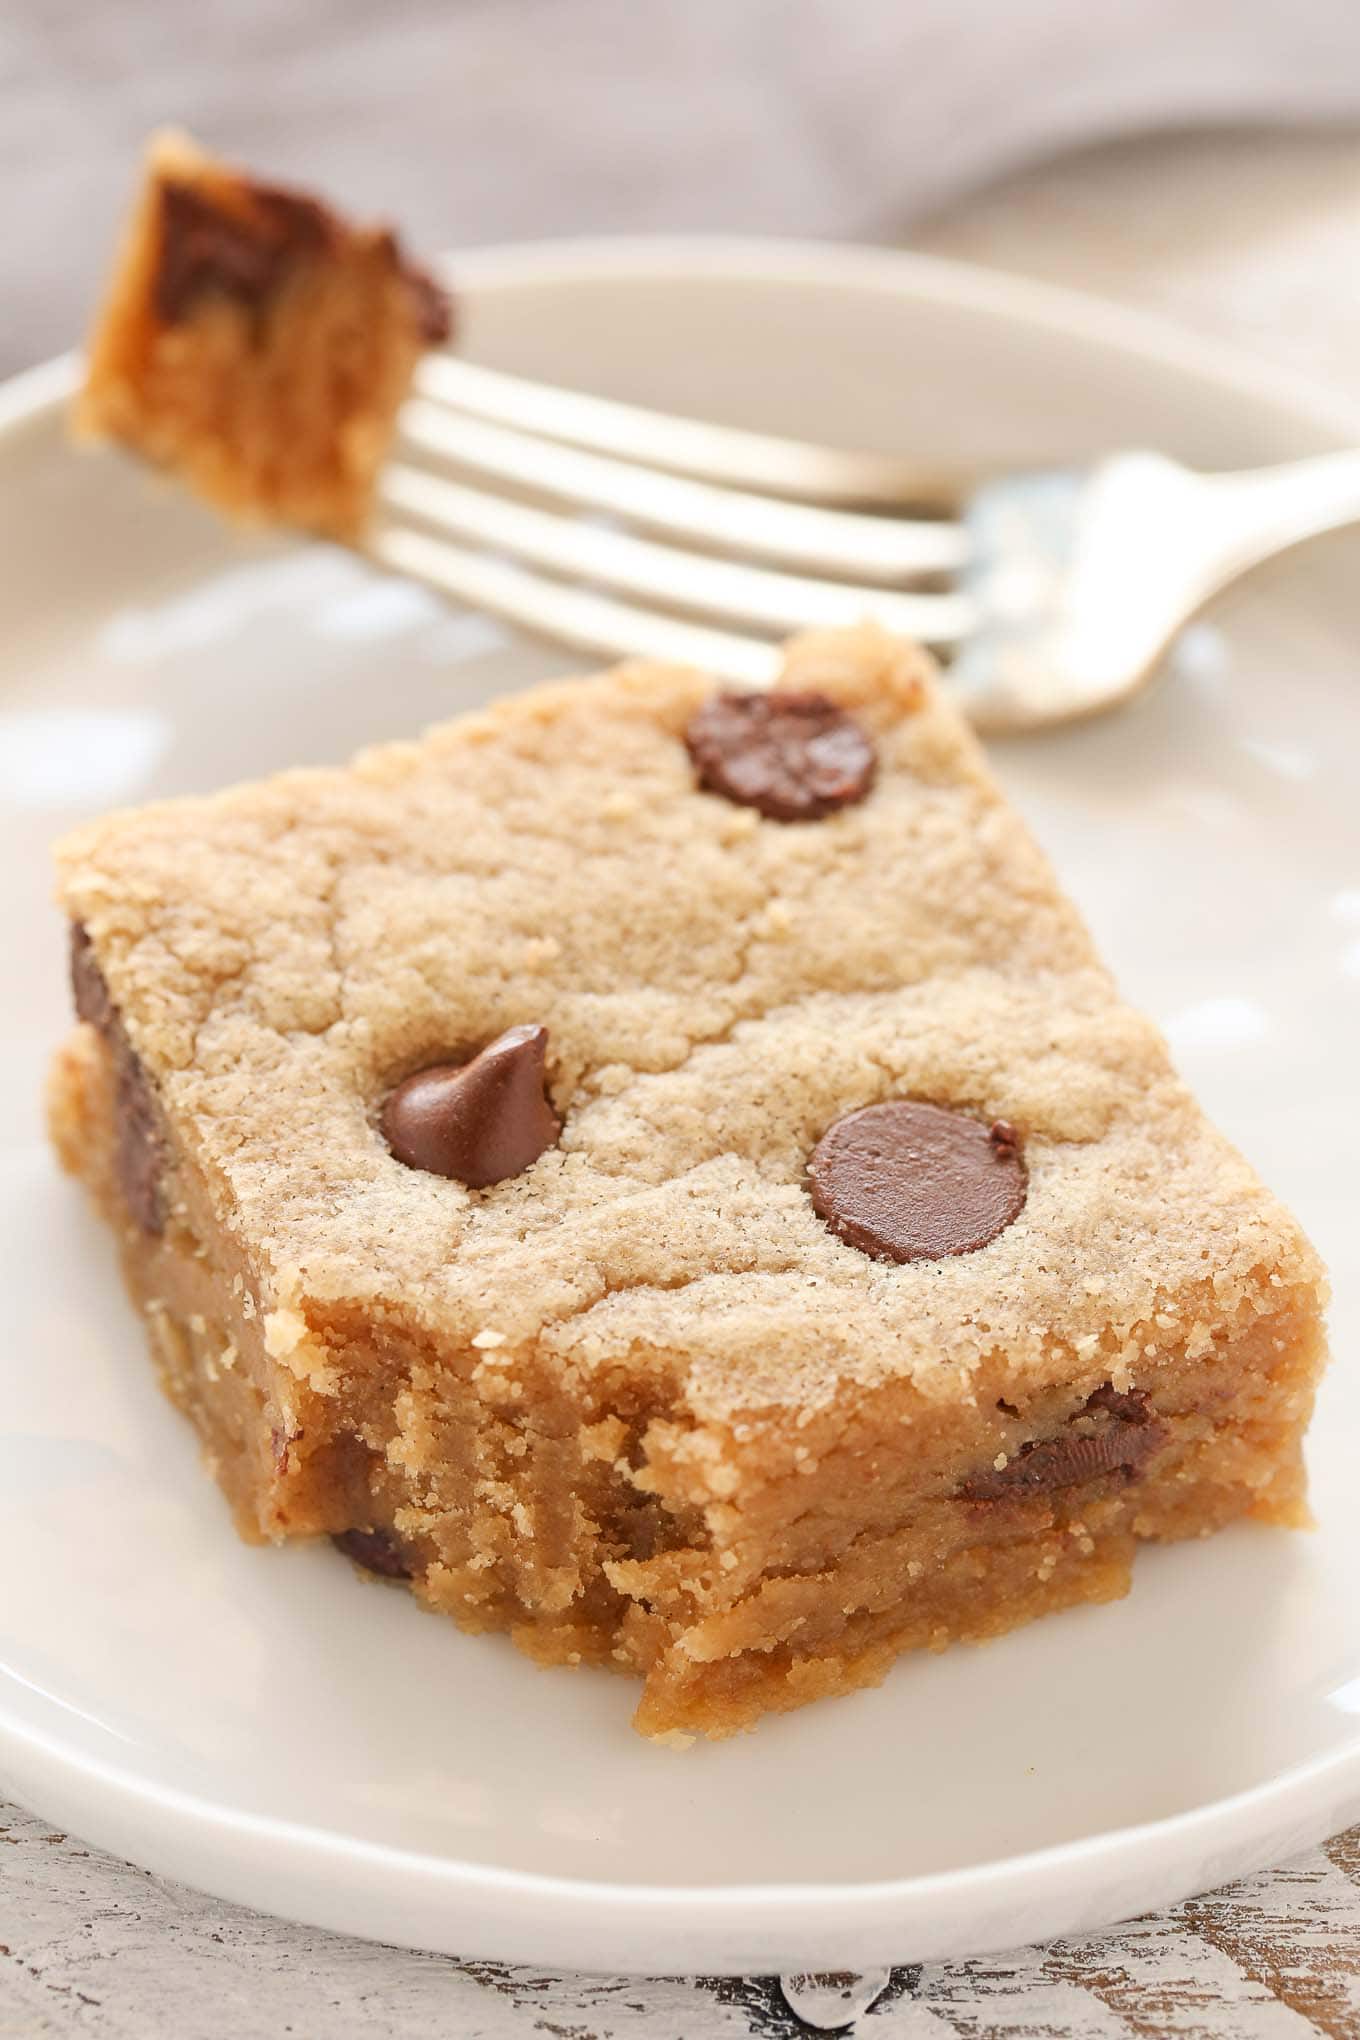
[332, 1527, 412, 1579]
[381, 1024, 561, 1187]
[370, 225, 452, 343]
[405, 265, 453, 346]
[1084, 1383, 1150, 1422]
[960, 1385, 1167, 1503]
[154, 179, 332, 324]
[69, 923, 166, 1234]
[685, 689, 877, 822]
[808, 1099, 1026, 1263]
[109, 1052, 166, 1237]
[153, 176, 451, 344]
[70, 921, 116, 1031]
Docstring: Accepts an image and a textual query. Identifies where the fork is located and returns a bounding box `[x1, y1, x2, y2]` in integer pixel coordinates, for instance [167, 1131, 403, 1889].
[371, 353, 1360, 734]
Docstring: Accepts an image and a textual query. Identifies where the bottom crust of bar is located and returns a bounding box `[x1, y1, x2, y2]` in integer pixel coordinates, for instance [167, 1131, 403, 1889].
[49, 1025, 1328, 1743]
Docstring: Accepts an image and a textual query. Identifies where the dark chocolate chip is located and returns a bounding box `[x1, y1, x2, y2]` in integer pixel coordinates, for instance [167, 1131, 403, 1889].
[241, 182, 336, 255]
[381, 1024, 561, 1188]
[154, 176, 452, 348]
[960, 1384, 1167, 1503]
[332, 1528, 412, 1580]
[685, 689, 876, 822]
[1083, 1382, 1151, 1423]
[69, 922, 166, 1235]
[619, 1496, 673, 1564]
[808, 1099, 1026, 1263]
[110, 1051, 166, 1237]
[70, 922, 115, 1031]
[405, 266, 453, 346]
[154, 178, 332, 324]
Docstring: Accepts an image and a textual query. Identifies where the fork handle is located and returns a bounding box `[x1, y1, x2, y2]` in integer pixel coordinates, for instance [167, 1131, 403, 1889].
[1206, 449, 1360, 579]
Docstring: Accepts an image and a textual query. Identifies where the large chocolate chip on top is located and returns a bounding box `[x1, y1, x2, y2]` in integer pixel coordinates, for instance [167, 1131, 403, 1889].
[809, 1100, 1026, 1262]
[381, 1024, 561, 1188]
[685, 689, 876, 821]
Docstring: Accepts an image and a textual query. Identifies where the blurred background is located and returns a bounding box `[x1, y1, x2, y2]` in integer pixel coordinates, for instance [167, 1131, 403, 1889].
[9, 0, 1360, 383]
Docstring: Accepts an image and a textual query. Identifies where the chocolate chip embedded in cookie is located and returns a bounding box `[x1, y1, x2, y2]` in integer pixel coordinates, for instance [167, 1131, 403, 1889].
[381, 1024, 562, 1188]
[808, 1099, 1026, 1262]
[332, 1527, 413, 1579]
[154, 179, 332, 325]
[400, 259, 453, 345]
[960, 1385, 1167, 1503]
[685, 689, 876, 821]
[69, 922, 166, 1234]
[154, 180, 451, 344]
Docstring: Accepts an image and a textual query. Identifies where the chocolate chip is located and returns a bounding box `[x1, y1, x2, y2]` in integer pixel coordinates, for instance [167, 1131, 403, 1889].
[332, 1528, 412, 1580]
[154, 178, 332, 324]
[110, 1053, 166, 1237]
[70, 923, 115, 1031]
[381, 1024, 561, 1188]
[1084, 1383, 1150, 1422]
[405, 265, 453, 346]
[370, 225, 452, 344]
[69, 923, 166, 1235]
[960, 1384, 1167, 1503]
[154, 177, 452, 347]
[685, 689, 876, 822]
[808, 1099, 1026, 1262]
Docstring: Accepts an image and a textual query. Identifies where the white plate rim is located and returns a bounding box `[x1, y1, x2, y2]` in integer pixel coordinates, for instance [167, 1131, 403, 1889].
[2, 235, 1358, 1974]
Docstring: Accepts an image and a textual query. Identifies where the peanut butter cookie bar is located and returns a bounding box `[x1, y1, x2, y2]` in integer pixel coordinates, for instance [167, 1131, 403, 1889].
[48, 629, 1328, 1740]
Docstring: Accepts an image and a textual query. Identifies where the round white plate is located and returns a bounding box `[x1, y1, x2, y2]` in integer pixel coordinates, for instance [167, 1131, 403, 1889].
[1, 240, 1357, 1978]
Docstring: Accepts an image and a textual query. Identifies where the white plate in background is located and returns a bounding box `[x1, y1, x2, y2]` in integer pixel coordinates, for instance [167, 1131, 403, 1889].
[0, 239, 1357, 1974]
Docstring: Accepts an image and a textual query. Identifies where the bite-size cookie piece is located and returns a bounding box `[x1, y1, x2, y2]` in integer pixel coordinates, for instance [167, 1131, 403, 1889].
[73, 129, 449, 538]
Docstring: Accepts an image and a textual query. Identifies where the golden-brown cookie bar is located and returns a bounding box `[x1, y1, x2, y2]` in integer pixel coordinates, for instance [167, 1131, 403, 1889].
[47, 629, 1327, 1741]
[73, 130, 449, 538]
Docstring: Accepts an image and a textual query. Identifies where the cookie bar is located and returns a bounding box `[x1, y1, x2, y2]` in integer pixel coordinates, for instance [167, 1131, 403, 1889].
[47, 629, 1328, 1741]
[73, 130, 449, 538]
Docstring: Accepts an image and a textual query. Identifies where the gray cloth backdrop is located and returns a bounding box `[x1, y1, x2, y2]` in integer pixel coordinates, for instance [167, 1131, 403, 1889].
[8, 0, 1360, 372]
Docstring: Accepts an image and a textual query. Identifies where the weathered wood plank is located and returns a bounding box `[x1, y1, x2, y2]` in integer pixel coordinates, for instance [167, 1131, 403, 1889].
[3, 1801, 1358, 2039]
[1176, 1853, 1360, 2040]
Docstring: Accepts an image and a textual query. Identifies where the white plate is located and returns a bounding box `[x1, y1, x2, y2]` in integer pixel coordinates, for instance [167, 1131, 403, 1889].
[1, 240, 1358, 1978]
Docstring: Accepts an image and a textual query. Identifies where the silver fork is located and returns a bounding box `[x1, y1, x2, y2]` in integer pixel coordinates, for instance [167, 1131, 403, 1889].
[372, 354, 1360, 734]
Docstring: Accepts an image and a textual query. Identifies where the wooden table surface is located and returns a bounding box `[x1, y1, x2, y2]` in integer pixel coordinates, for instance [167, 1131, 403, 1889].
[4, 125, 1359, 2038]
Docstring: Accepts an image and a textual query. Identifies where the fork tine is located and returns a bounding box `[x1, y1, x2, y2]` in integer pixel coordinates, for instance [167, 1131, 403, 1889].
[398, 400, 969, 581]
[379, 463, 974, 643]
[416, 355, 969, 510]
[373, 520, 783, 682]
